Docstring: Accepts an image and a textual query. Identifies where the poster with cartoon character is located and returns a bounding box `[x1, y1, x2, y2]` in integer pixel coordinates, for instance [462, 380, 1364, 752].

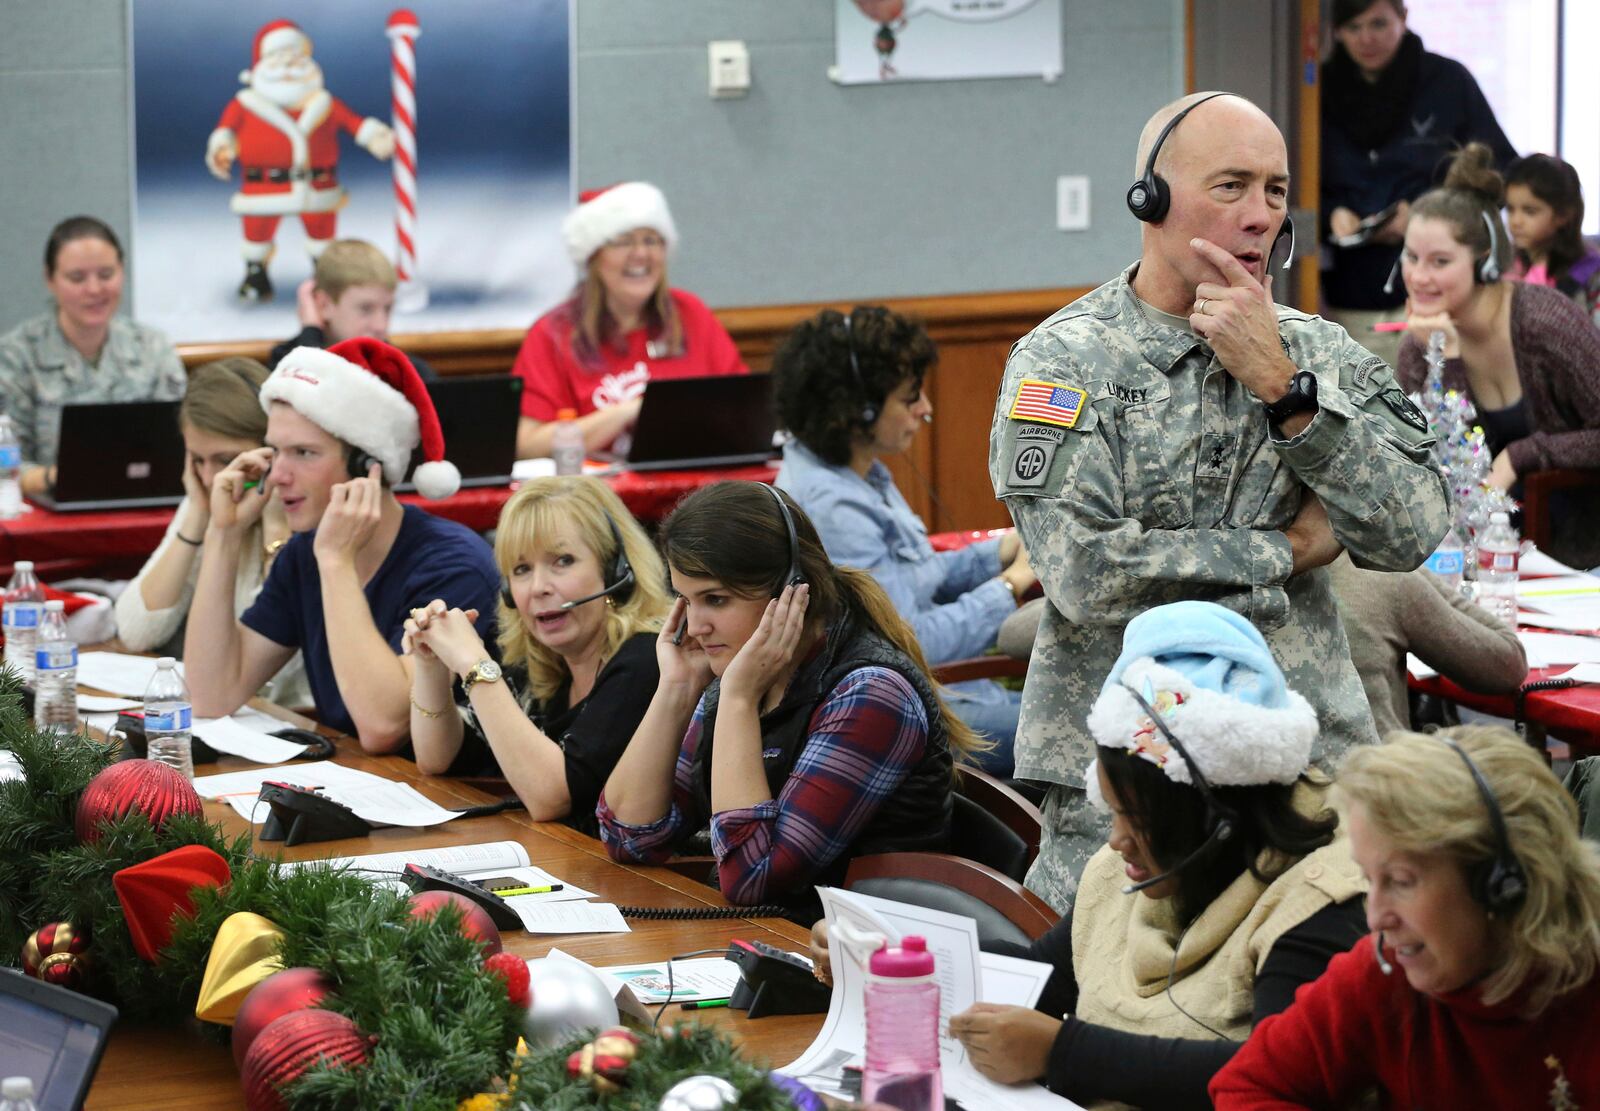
[130, 1, 573, 343]
[834, 0, 1062, 84]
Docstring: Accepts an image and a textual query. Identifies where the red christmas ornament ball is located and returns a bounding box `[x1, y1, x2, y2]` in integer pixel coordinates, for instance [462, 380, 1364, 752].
[75, 759, 203, 844]
[232, 967, 333, 1071]
[20, 921, 90, 991]
[484, 951, 531, 1008]
[240, 1008, 371, 1111]
[406, 890, 503, 956]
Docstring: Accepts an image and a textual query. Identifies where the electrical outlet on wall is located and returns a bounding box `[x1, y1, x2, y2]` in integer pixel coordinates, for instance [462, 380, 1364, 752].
[709, 40, 750, 98]
[1057, 175, 1090, 231]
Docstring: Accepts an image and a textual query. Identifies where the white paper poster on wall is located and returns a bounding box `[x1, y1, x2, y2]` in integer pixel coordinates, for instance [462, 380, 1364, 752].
[834, 0, 1062, 85]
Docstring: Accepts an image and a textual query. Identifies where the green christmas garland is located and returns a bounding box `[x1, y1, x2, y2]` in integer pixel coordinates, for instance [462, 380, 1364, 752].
[0, 679, 819, 1109]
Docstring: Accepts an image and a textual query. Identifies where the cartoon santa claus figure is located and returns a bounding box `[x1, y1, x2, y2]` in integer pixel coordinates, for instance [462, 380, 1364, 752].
[205, 20, 396, 302]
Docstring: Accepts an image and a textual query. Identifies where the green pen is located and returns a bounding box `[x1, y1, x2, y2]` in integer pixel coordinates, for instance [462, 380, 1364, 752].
[679, 998, 730, 1010]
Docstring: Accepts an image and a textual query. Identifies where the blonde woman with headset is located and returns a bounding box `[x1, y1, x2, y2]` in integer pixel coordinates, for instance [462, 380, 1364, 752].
[1213, 725, 1600, 1107]
[406, 477, 670, 834]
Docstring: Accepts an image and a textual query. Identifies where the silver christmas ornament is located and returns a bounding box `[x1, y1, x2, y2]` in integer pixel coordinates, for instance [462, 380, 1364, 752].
[657, 1074, 739, 1111]
[520, 957, 620, 1048]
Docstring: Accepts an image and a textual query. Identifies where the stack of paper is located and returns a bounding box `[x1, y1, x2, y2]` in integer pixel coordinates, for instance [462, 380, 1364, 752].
[1518, 576, 1600, 632]
[1516, 632, 1600, 669]
[76, 652, 182, 697]
[781, 887, 1076, 1110]
[192, 763, 463, 828]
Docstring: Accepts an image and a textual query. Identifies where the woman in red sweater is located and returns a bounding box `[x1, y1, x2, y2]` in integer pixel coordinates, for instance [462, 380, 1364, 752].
[512, 182, 746, 460]
[1211, 725, 1600, 1109]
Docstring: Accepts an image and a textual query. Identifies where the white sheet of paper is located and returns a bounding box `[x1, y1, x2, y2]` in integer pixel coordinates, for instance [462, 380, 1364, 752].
[1406, 654, 1439, 680]
[979, 951, 1053, 1008]
[193, 715, 308, 764]
[1555, 662, 1600, 685]
[1517, 610, 1600, 633]
[511, 901, 630, 934]
[75, 694, 141, 712]
[1520, 547, 1582, 577]
[280, 839, 531, 878]
[1517, 632, 1600, 666]
[75, 652, 183, 697]
[194, 761, 462, 827]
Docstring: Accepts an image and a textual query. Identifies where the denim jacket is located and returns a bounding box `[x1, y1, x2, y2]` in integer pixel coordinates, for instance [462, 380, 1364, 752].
[776, 440, 1010, 663]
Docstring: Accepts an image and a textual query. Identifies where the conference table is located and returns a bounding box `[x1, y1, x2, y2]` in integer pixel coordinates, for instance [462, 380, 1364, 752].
[0, 461, 780, 582]
[82, 699, 822, 1110]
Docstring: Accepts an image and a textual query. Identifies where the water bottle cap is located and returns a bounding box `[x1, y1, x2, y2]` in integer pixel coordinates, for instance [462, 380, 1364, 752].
[557, 407, 578, 420]
[157, 656, 176, 668]
[869, 935, 935, 977]
[1490, 512, 1509, 524]
[43, 599, 63, 612]
[2, 1076, 35, 1099]
[14, 561, 31, 571]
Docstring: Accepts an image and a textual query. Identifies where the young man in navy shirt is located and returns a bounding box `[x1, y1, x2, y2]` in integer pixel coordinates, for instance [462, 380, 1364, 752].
[186, 337, 498, 752]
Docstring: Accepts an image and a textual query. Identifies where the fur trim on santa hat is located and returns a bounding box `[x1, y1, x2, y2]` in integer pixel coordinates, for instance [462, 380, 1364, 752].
[240, 20, 309, 84]
[561, 182, 678, 266]
[1085, 657, 1317, 795]
[260, 342, 461, 499]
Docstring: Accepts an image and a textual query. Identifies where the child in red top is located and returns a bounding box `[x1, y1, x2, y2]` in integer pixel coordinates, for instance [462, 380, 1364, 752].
[513, 182, 746, 459]
[1212, 726, 1600, 1110]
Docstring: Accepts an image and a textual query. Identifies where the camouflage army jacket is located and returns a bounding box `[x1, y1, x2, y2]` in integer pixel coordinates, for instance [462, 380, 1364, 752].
[0, 313, 187, 468]
[989, 265, 1451, 788]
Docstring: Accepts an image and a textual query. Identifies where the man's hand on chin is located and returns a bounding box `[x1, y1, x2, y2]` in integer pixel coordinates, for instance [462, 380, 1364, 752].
[1188, 237, 1296, 403]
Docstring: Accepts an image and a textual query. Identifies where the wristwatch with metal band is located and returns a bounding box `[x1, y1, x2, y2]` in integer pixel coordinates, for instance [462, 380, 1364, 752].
[462, 658, 503, 694]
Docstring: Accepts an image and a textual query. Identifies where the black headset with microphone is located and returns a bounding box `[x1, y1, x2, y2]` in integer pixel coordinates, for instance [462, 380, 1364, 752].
[840, 309, 879, 427]
[761, 482, 806, 597]
[1119, 685, 1242, 896]
[499, 513, 636, 613]
[1126, 91, 1296, 273]
[1382, 208, 1504, 295]
[1374, 735, 1527, 975]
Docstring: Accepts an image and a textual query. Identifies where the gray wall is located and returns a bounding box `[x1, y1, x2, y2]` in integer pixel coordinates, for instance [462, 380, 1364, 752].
[0, 0, 1184, 338]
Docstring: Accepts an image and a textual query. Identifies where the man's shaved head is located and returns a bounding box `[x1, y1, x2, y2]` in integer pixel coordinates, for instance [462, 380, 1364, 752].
[1132, 91, 1274, 180]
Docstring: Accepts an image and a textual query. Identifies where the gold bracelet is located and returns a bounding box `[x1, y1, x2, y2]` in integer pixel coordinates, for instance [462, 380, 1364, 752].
[409, 694, 446, 719]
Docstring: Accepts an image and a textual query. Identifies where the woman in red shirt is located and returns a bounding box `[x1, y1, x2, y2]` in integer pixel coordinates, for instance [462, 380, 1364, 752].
[1211, 725, 1600, 1109]
[512, 182, 747, 459]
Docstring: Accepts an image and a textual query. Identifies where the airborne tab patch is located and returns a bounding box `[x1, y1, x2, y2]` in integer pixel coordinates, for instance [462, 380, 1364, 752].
[1009, 379, 1088, 429]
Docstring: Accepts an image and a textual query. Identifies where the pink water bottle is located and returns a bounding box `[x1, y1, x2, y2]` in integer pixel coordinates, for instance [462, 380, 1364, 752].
[862, 936, 942, 1111]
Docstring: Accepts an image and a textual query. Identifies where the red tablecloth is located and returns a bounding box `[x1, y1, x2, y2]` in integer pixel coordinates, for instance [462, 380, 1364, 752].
[1409, 668, 1600, 748]
[0, 462, 778, 581]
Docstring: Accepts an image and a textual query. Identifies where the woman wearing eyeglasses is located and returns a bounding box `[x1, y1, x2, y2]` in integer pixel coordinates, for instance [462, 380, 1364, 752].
[512, 182, 747, 460]
[1212, 726, 1600, 1108]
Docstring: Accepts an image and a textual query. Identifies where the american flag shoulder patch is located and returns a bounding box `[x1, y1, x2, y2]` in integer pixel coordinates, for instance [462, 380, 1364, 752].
[1008, 379, 1088, 429]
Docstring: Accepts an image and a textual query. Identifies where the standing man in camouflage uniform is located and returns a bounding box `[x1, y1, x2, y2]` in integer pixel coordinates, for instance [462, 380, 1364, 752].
[989, 91, 1450, 911]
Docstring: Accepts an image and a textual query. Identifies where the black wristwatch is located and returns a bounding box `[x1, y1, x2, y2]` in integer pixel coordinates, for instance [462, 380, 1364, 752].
[1261, 370, 1319, 425]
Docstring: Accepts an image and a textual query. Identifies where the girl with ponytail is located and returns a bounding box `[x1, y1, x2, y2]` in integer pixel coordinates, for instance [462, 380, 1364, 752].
[1396, 143, 1600, 567]
[597, 480, 973, 917]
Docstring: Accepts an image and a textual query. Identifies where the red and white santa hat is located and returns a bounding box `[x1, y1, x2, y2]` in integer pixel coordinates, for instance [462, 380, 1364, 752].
[260, 338, 461, 500]
[561, 182, 678, 266]
[240, 20, 311, 83]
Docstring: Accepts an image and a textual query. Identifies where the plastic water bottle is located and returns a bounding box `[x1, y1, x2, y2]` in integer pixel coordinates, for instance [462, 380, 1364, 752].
[2, 561, 45, 686]
[143, 657, 193, 780]
[0, 414, 22, 520]
[32, 600, 76, 733]
[1423, 524, 1467, 594]
[552, 407, 584, 476]
[0, 1076, 38, 1111]
[862, 936, 943, 1111]
[1476, 512, 1520, 626]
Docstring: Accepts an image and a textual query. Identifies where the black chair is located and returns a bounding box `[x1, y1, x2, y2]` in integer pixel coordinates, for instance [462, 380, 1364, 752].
[950, 793, 1029, 882]
[844, 852, 1059, 949]
[954, 764, 1044, 872]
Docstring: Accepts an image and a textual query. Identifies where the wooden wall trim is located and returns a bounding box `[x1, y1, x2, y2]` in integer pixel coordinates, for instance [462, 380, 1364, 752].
[174, 286, 1092, 374]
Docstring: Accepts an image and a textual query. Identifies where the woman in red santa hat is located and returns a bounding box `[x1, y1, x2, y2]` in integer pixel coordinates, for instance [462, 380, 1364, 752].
[206, 19, 395, 303]
[512, 182, 748, 460]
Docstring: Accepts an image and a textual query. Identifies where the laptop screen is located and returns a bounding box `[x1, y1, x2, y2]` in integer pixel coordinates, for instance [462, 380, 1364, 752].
[0, 972, 117, 1111]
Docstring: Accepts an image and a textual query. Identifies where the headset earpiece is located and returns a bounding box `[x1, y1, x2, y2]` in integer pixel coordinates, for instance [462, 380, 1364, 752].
[1127, 92, 1229, 225]
[346, 447, 381, 481]
[500, 580, 515, 610]
[841, 309, 878, 426]
[1441, 738, 1527, 916]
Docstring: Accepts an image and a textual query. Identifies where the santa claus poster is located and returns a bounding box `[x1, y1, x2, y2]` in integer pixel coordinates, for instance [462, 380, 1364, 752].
[130, 1, 572, 343]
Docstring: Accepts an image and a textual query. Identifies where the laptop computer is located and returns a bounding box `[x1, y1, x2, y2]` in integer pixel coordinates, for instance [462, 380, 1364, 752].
[30, 401, 185, 512]
[0, 967, 119, 1111]
[619, 374, 779, 472]
[398, 374, 523, 492]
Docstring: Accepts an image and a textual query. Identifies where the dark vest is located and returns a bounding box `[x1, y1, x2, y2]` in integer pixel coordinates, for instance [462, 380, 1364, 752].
[692, 614, 953, 913]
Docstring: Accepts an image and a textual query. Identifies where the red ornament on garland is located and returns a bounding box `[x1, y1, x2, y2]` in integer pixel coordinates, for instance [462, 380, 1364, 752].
[75, 759, 203, 844]
[483, 951, 530, 1008]
[406, 890, 502, 955]
[21, 921, 90, 991]
[565, 1026, 640, 1095]
[232, 967, 333, 1071]
[240, 1008, 372, 1111]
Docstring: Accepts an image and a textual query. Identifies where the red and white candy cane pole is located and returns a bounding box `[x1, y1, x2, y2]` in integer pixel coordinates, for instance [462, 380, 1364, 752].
[386, 9, 427, 312]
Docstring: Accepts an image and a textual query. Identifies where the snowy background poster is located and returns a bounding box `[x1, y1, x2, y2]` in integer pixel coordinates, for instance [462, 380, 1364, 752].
[130, 0, 572, 344]
[835, 0, 1062, 85]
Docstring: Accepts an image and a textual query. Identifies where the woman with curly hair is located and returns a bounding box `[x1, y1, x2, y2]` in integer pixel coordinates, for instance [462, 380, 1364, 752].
[1212, 725, 1600, 1108]
[772, 306, 1037, 774]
